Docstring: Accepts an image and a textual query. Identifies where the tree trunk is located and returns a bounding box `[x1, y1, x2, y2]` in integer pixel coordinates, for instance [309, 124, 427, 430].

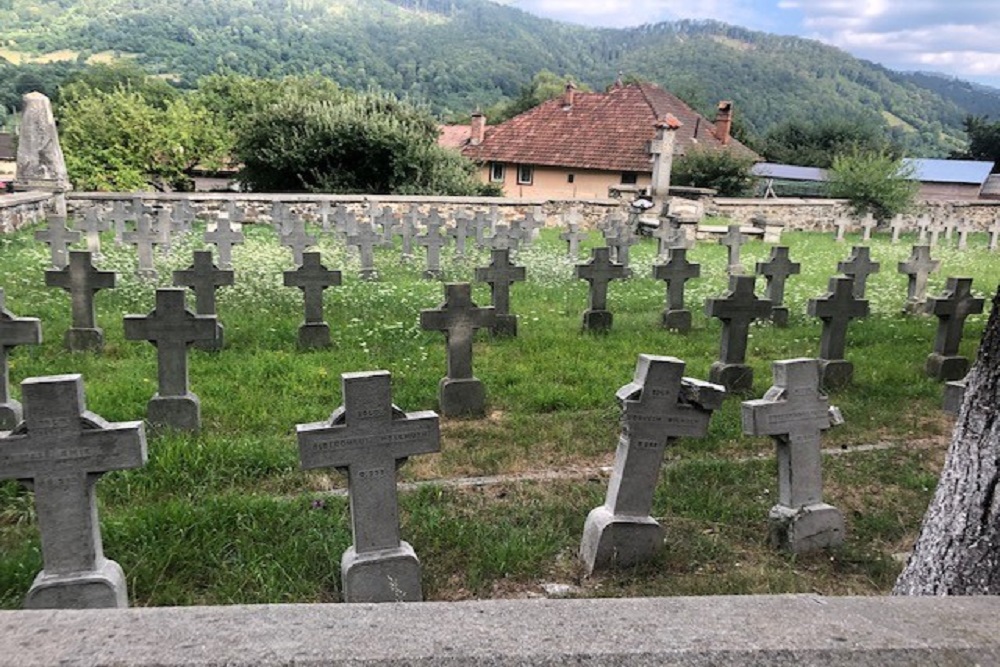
[894, 285, 1000, 595]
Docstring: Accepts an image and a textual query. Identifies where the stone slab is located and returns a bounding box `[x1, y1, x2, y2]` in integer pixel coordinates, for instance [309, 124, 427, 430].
[342, 542, 423, 603]
[298, 322, 331, 349]
[582, 309, 613, 333]
[818, 359, 854, 390]
[579, 506, 664, 574]
[439, 377, 486, 418]
[769, 503, 845, 554]
[147, 393, 201, 432]
[25, 558, 127, 610]
[926, 354, 969, 383]
[3, 596, 1000, 666]
[709, 362, 753, 394]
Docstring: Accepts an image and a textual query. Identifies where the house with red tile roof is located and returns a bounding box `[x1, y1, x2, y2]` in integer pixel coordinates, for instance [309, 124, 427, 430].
[450, 81, 758, 199]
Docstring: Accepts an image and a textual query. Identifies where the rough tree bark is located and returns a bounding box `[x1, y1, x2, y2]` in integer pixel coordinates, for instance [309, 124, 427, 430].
[894, 285, 1000, 595]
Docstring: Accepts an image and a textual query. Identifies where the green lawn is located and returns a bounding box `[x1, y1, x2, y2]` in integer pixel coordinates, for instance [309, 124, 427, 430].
[0, 221, 996, 606]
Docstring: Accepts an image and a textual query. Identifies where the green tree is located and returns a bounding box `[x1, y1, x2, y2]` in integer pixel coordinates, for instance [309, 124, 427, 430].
[827, 149, 918, 221]
[951, 115, 1000, 172]
[671, 148, 756, 197]
[761, 118, 899, 168]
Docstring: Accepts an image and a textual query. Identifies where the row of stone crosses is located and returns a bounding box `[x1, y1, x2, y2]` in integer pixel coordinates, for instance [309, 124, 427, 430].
[0, 353, 849, 608]
[833, 209, 1000, 250]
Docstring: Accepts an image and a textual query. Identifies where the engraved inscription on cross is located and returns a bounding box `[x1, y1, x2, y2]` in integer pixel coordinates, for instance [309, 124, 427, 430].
[0, 374, 146, 608]
[0, 289, 42, 429]
[837, 246, 880, 299]
[576, 247, 627, 312]
[297, 371, 440, 556]
[35, 215, 81, 269]
[898, 245, 940, 312]
[204, 209, 245, 270]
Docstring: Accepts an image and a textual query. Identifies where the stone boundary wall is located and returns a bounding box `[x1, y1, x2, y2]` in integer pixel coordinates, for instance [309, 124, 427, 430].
[67, 193, 624, 229]
[715, 197, 1000, 231]
[0, 192, 52, 233]
[2, 595, 999, 666]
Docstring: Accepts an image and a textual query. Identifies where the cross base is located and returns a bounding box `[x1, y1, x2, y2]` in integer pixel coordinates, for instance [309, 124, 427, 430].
[818, 359, 853, 390]
[422, 269, 444, 281]
[727, 263, 745, 276]
[297, 323, 331, 350]
[768, 503, 844, 554]
[582, 309, 613, 333]
[65, 327, 104, 353]
[943, 378, 967, 416]
[579, 506, 664, 575]
[148, 393, 201, 432]
[0, 400, 22, 431]
[359, 269, 379, 282]
[709, 362, 754, 394]
[770, 306, 790, 328]
[135, 269, 158, 281]
[491, 314, 518, 338]
[903, 299, 929, 316]
[926, 353, 969, 382]
[439, 377, 486, 418]
[193, 323, 224, 352]
[25, 558, 128, 609]
[660, 309, 691, 333]
[341, 542, 423, 603]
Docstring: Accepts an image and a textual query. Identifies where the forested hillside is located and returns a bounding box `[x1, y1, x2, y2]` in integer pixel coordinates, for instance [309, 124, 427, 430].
[3, 0, 1000, 155]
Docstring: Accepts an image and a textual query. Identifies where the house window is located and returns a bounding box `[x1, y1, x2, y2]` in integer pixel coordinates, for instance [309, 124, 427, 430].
[517, 164, 534, 185]
[567, 174, 575, 184]
[621, 171, 638, 185]
[490, 162, 505, 182]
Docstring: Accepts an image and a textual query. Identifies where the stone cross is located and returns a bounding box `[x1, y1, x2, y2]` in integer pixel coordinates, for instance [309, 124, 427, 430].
[653, 215, 685, 256]
[955, 219, 971, 251]
[448, 210, 473, 257]
[35, 215, 81, 269]
[989, 217, 1000, 252]
[705, 275, 773, 392]
[925, 277, 985, 382]
[170, 199, 196, 235]
[860, 213, 877, 242]
[916, 215, 930, 244]
[0, 374, 146, 608]
[122, 212, 159, 278]
[928, 218, 945, 246]
[124, 289, 218, 431]
[719, 224, 747, 275]
[400, 207, 419, 258]
[279, 214, 317, 267]
[45, 251, 116, 352]
[475, 249, 526, 337]
[560, 207, 585, 257]
[74, 207, 108, 257]
[107, 200, 134, 245]
[296, 371, 439, 603]
[0, 289, 42, 430]
[580, 355, 724, 573]
[898, 245, 941, 314]
[154, 207, 174, 255]
[834, 217, 850, 243]
[471, 210, 491, 249]
[889, 215, 906, 244]
[742, 358, 845, 553]
[346, 220, 383, 281]
[204, 212, 245, 270]
[576, 247, 628, 332]
[487, 223, 518, 252]
[420, 283, 496, 417]
[943, 215, 956, 242]
[173, 250, 234, 351]
[271, 201, 289, 233]
[837, 246, 880, 299]
[416, 210, 448, 279]
[756, 246, 801, 328]
[807, 276, 870, 389]
[608, 218, 639, 276]
[652, 248, 700, 332]
[283, 252, 342, 349]
[315, 200, 334, 233]
[373, 205, 399, 245]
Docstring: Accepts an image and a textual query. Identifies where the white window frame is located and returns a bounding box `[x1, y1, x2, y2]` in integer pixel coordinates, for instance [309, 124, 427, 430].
[490, 162, 506, 183]
[517, 164, 534, 185]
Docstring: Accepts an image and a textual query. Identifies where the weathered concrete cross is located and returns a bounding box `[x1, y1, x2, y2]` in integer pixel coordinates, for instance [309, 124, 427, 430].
[989, 217, 1000, 252]
[487, 223, 518, 253]
[756, 246, 801, 327]
[475, 248, 526, 337]
[416, 209, 448, 279]
[580, 355, 724, 573]
[925, 277, 985, 381]
[124, 289, 218, 431]
[837, 246, 880, 299]
[0, 289, 42, 429]
[122, 212, 159, 278]
[74, 207, 108, 256]
[107, 200, 134, 245]
[470, 210, 491, 249]
[204, 211, 245, 270]
[173, 250, 233, 351]
[860, 213, 877, 242]
[705, 275, 773, 392]
[833, 217, 850, 243]
[400, 206, 419, 257]
[279, 213, 317, 267]
[719, 224, 747, 275]
[373, 205, 399, 245]
[296, 371, 439, 602]
[652, 247, 700, 332]
[283, 252, 342, 349]
[45, 251, 116, 352]
[560, 207, 585, 257]
[448, 210, 473, 256]
[0, 374, 146, 608]
[576, 246, 628, 332]
[889, 215, 906, 244]
[807, 276, 870, 388]
[898, 245, 940, 314]
[742, 358, 844, 553]
[35, 215, 81, 269]
[346, 220, 383, 281]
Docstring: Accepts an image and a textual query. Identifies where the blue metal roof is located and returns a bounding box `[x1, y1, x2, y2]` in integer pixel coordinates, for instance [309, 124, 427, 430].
[902, 158, 994, 185]
[751, 163, 828, 182]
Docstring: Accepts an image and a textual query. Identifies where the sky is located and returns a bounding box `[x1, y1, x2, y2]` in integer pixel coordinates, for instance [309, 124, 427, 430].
[495, 1, 1000, 89]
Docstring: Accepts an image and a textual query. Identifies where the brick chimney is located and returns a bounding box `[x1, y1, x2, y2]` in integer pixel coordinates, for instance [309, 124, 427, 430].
[715, 101, 733, 145]
[563, 81, 577, 109]
[650, 114, 682, 201]
[470, 111, 485, 146]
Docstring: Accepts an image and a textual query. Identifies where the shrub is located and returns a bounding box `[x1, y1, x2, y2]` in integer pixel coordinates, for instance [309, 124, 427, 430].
[827, 149, 918, 222]
[671, 147, 756, 197]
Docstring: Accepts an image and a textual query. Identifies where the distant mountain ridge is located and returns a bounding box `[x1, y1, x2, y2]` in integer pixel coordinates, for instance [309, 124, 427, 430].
[3, 0, 999, 155]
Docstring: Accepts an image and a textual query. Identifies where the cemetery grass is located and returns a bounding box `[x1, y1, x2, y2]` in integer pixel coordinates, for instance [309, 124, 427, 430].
[0, 222, 996, 606]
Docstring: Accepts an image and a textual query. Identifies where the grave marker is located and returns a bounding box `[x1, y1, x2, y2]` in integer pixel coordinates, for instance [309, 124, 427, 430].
[448, 210, 473, 257]
[917, 215, 930, 244]
[860, 213, 877, 242]
[124, 289, 218, 431]
[742, 358, 845, 553]
[837, 246, 880, 299]
[487, 223, 518, 252]
[652, 248, 700, 332]
[705, 275, 772, 392]
[756, 246, 801, 327]
[279, 214, 317, 267]
[204, 209, 245, 270]
[45, 251, 116, 352]
[374, 205, 399, 245]
[719, 224, 747, 275]
[890, 215, 906, 244]
[283, 252, 342, 349]
[898, 245, 941, 314]
[154, 207, 174, 254]
[925, 277, 985, 381]
[470, 210, 491, 249]
[475, 249, 526, 337]
[928, 218, 945, 247]
[122, 212, 159, 278]
[807, 276, 870, 389]
[34, 215, 80, 269]
[580, 355, 724, 573]
[834, 218, 850, 243]
[560, 207, 585, 257]
[576, 247, 627, 333]
[0, 289, 42, 429]
[74, 207, 108, 256]
[173, 250, 234, 351]
[0, 374, 146, 608]
[107, 200, 133, 246]
[989, 217, 1000, 252]
[956, 219, 971, 251]
[346, 221, 383, 281]
[400, 206, 419, 258]
[416, 209, 448, 279]
[297, 371, 439, 602]
[420, 283, 495, 417]
[170, 199, 196, 235]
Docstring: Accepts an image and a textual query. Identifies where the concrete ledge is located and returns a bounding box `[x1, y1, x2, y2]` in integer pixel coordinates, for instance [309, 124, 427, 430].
[68, 193, 620, 206]
[0, 191, 53, 208]
[2, 595, 998, 666]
